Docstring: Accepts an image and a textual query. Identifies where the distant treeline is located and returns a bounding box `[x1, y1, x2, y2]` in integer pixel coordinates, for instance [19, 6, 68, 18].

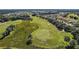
[0, 9, 79, 14]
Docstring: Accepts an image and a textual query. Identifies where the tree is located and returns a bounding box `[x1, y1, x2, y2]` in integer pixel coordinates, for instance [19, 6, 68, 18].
[26, 34, 32, 45]
[64, 26, 74, 32]
[64, 36, 70, 42]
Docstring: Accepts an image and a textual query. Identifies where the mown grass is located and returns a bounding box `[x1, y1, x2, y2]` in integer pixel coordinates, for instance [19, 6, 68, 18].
[0, 16, 73, 48]
[0, 20, 22, 39]
[0, 20, 38, 48]
[31, 17, 73, 48]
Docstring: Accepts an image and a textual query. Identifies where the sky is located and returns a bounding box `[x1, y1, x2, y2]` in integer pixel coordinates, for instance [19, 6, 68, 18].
[0, 0, 79, 9]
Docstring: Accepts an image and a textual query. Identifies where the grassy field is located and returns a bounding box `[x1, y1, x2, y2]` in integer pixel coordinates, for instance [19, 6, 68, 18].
[31, 17, 73, 48]
[0, 16, 73, 48]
